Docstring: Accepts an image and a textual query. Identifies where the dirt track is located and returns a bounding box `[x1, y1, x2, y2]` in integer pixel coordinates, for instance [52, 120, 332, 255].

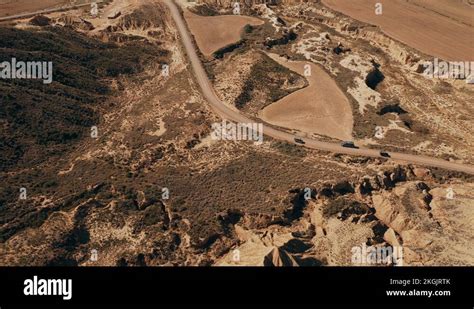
[165, 0, 474, 175]
[322, 0, 474, 61]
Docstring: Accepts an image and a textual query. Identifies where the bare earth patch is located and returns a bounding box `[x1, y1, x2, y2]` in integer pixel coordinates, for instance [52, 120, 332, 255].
[408, 0, 474, 27]
[0, 0, 71, 17]
[322, 0, 474, 61]
[183, 9, 263, 57]
[259, 53, 354, 141]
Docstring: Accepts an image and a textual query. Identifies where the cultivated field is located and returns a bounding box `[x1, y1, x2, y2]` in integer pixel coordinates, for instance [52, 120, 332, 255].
[260, 53, 354, 141]
[322, 0, 474, 60]
[0, 0, 72, 17]
[408, 0, 474, 26]
[183, 9, 263, 57]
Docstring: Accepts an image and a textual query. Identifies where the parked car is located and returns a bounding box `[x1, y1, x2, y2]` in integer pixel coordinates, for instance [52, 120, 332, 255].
[341, 141, 358, 149]
[380, 151, 391, 158]
[294, 138, 306, 145]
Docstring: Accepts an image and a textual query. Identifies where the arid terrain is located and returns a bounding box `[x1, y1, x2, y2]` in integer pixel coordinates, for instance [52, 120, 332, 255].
[0, 0, 82, 18]
[259, 53, 353, 140]
[184, 9, 263, 57]
[0, 0, 473, 267]
[322, 0, 474, 61]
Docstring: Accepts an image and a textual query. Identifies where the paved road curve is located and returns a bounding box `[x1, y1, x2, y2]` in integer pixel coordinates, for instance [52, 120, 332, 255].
[164, 0, 474, 175]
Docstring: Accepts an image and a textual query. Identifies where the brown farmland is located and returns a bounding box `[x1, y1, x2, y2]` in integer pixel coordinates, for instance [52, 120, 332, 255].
[260, 54, 354, 141]
[322, 0, 474, 61]
[0, 0, 71, 17]
[183, 9, 264, 57]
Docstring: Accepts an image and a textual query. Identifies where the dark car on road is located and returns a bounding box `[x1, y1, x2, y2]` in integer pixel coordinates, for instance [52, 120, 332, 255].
[380, 151, 391, 158]
[294, 138, 306, 145]
[341, 141, 358, 149]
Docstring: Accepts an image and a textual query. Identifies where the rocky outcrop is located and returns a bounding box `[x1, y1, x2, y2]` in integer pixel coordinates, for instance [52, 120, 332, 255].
[264, 247, 299, 266]
[212, 165, 473, 266]
[196, 0, 283, 10]
[118, 4, 167, 30]
[214, 225, 296, 266]
[264, 30, 298, 48]
[372, 182, 474, 265]
[333, 42, 351, 55]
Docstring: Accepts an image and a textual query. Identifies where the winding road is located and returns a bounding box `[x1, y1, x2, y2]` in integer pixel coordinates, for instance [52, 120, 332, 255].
[165, 0, 474, 175]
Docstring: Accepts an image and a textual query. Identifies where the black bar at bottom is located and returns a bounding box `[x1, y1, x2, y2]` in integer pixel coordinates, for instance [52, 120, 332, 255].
[0, 267, 471, 306]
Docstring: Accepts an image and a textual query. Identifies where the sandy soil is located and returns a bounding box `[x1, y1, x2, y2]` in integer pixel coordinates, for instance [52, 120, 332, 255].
[322, 0, 474, 61]
[260, 53, 354, 141]
[0, 0, 71, 17]
[408, 0, 474, 27]
[183, 9, 263, 57]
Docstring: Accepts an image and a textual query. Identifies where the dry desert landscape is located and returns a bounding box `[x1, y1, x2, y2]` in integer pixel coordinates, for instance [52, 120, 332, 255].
[0, 0, 75, 17]
[322, 0, 474, 60]
[0, 0, 473, 268]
